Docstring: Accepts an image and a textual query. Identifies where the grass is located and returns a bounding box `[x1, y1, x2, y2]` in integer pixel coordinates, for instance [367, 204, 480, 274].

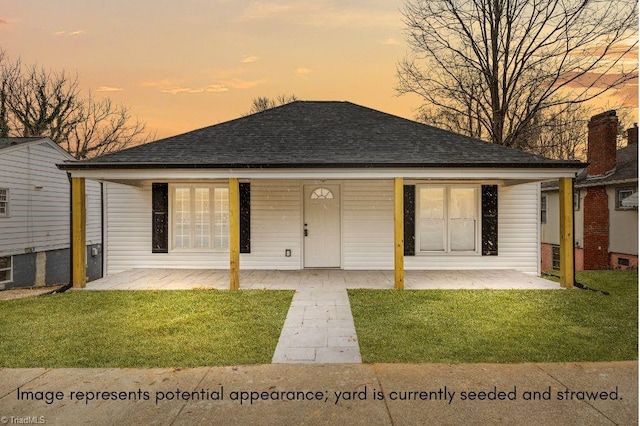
[0, 290, 294, 368]
[349, 270, 638, 363]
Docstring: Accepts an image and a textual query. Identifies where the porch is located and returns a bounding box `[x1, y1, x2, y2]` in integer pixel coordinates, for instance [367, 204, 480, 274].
[81, 268, 561, 290]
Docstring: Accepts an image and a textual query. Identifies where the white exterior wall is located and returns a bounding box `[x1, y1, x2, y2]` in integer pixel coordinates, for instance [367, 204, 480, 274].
[608, 186, 638, 255]
[541, 189, 585, 248]
[342, 180, 394, 269]
[406, 182, 540, 274]
[104, 180, 303, 274]
[0, 140, 101, 257]
[243, 180, 302, 269]
[105, 179, 540, 275]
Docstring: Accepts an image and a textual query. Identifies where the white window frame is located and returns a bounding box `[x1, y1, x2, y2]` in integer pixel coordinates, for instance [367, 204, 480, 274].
[0, 188, 9, 217]
[616, 188, 634, 210]
[416, 184, 481, 255]
[0, 256, 12, 284]
[541, 195, 547, 224]
[169, 184, 229, 252]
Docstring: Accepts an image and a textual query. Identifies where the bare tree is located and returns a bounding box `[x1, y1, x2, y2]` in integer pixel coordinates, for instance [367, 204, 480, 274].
[248, 94, 299, 114]
[66, 95, 148, 160]
[398, 0, 638, 151]
[7, 63, 83, 142]
[0, 51, 149, 159]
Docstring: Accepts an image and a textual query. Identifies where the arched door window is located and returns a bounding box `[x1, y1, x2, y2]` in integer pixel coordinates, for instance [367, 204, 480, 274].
[310, 187, 334, 200]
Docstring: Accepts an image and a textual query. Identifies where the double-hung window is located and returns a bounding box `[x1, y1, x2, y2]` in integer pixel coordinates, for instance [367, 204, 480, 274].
[417, 185, 479, 253]
[0, 188, 9, 217]
[0, 256, 11, 284]
[171, 185, 229, 250]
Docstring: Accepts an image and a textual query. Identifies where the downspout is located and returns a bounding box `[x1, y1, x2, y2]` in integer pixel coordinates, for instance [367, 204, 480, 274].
[56, 172, 74, 293]
[100, 181, 104, 279]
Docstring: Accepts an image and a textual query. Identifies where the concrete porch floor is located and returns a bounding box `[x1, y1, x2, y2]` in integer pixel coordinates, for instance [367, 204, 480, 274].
[82, 268, 561, 290]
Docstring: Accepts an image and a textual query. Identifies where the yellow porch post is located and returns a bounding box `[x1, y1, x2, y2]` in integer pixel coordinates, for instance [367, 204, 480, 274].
[229, 178, 240, 291]
[71, 177, 86, 288]
[558, 177, 575, 288]
[394, 177, 404, 290]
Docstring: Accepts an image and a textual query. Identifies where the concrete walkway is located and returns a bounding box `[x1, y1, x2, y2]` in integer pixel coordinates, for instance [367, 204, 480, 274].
[1, 362, 636, 425]
[272, 288, 361, 363]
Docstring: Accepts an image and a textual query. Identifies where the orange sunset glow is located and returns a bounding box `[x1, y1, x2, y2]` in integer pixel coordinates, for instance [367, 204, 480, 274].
[0, 1, 637, 140]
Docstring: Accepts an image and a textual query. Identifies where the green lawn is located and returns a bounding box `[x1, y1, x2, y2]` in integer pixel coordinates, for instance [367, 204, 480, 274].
[349, 271, 638, 363]
[0, 290, 294, 368]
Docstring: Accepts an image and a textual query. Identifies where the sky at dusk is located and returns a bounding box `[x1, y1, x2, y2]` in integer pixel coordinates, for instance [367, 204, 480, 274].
[0, 0, 637, 140]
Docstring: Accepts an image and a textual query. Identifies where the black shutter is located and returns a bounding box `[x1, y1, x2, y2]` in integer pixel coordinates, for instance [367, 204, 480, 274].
[404, 185, 416, 256]
[239, 183, 251, 253]
[481, 185, 498, 256]
[152, 183, 168, 253]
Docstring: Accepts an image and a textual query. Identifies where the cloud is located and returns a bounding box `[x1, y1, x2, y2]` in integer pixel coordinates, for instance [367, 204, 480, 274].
[242, 55, 259, 63]
[381, 37, 400, 46]
[54, 29, 85, 37]
[240, 1, 399, 28]
[296, 67, 311, 76]
[161, 84, 230, 95]
[96, 86, 123, 92]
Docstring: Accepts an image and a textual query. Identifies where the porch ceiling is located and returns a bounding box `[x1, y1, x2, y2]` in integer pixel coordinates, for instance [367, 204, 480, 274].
[81, 269, 561, 290]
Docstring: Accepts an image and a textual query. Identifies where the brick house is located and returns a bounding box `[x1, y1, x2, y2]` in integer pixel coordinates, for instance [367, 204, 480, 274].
[541, 111, 638, 271]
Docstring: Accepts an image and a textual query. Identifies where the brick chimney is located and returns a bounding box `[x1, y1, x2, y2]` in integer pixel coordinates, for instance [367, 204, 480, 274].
[628, 123, 638, 146]
[583, 111, 619, 269]
[587, 110, 618, 176]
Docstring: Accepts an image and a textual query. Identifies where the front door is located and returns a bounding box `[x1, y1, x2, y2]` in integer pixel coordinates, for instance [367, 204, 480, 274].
[303, 184, 341, 267]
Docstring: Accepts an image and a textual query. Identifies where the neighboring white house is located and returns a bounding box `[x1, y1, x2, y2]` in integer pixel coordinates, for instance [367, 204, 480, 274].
[59, 101, 583, 288]
[0, 137, 103, 289]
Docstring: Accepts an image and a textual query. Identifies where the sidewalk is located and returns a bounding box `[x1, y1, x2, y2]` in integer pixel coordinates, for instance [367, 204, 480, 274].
[0, 362, 636, 425]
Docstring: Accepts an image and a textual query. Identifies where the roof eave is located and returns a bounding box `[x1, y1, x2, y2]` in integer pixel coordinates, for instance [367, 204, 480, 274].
[58, 161, 585, 171]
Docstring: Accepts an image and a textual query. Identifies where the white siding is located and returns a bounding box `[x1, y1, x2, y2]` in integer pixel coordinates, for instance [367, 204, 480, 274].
[105, 179, 541, 275]
[342, 180, 394, 269]
[406, 182, 541, 274]
[0, 140, 101, 257]
[105, 180, 302, 275]
[243, 180, 302, 269]
[608, 186, 638, 255]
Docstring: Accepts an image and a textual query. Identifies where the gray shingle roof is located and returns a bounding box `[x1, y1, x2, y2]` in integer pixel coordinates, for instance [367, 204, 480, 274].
[0, 137, 45, 151]
[61, 101, 583, 169]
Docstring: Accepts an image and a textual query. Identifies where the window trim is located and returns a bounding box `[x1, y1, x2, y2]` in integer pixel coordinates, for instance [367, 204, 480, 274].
[0, 188, 9, 217]
[0, 256, 12, 284]
[415, 184, 481, 255]
[169, 184, 229, 252]
[540, 194, 547, 224]
[615, 187, 635, 211]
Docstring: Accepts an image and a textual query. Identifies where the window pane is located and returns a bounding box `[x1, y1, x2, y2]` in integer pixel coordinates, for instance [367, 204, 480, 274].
[420, 219, 445, 251]
[0, 189, 7, 215]
[0, 269, 9, 282]
[450, 188, 475, 218]
[214, 188, 229, 248]
[173, 188, 190, 248]
[419, 188, 444, 251]
[194, 188, 210, 248]
[0, 256, 10, 269]
[420, 188, 444, 218]
[451, 219, 476, 251]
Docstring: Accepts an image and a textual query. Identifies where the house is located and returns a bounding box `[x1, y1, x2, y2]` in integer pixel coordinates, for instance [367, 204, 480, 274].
[58, 101, 583, 289]
[0, 137, 103, 289]
[541, 111, 638, 271]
